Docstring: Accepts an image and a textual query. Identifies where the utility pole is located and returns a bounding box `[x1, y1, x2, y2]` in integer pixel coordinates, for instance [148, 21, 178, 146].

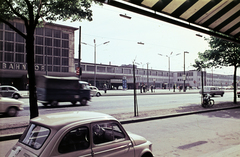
[78, 26, 81, 79]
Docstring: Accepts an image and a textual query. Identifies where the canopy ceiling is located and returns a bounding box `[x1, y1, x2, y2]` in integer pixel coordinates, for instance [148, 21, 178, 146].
[103, 0, 240, 44]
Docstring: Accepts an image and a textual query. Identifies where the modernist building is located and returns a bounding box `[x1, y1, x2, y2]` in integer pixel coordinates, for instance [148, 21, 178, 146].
[0, 19, 77, 89]
[75, 60, 239, 90]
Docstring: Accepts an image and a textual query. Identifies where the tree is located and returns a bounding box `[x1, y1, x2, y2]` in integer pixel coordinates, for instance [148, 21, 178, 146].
[0, 0, 100, 119]
[193, 36, 240, 103]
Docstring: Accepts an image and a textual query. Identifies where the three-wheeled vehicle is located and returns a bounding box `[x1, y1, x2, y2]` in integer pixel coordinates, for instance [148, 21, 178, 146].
[36, 75, 91, 106]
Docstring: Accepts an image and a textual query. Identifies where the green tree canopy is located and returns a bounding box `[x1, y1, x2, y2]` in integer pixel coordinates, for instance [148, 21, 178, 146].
[193, 36, 240, 103]
[0, 0, 100, 118]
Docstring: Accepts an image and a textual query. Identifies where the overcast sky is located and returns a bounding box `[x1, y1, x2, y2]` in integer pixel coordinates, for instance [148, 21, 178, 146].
[55, 3, 238, 76]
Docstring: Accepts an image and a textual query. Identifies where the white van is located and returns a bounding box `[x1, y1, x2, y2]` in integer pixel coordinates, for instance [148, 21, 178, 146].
[199, 86, 224, 97]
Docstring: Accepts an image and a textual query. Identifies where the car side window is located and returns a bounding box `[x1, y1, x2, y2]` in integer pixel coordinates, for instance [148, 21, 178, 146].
[1, 87, 8, 91]
[58, 127, 90, 154]
[8, 87, 15, 91]
[92, 122, 125, 145]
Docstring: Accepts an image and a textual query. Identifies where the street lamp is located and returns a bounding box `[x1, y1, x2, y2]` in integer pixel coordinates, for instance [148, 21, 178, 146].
[82, 40, 110, 86]
[158, 52, 180, 91]
[183, 51, 189, 92]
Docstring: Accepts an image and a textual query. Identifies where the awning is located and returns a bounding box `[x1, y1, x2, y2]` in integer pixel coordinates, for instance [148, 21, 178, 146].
[102, 0, 240, 44]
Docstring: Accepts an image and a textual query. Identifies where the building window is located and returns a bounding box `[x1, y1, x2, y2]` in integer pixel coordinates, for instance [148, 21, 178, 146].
[35, 46, 43, 54]
[62, 58, 68, 66]
[53, 48, 60, 56]
[5, 42, 14, 51]
[0, 31, 3, 40]
[62, 40, 69, 48]
[53, 66, 60, 72]
[62, 67, 68, 72]
[16, 34, 24, 43]
[62, 33, 69, 39]
[45, 28, 52, 37]
[47, 66, 52, 71]
[4, 52, 14, 61]
[36, 27, 44, 35]
[54, 39, 60, 47]
[0, 42, 3, 50]
[53, 57, 60, 65]
[15, 53, 24, 62]
[0, 23, 3, 29]
[54, 30, 61, 38]
[35, 36, 43, 45]
[47, 56, 52, 65]
[5, 32, 14, 41]
[16, 23, 25, 33]
[16, 43, 24, 52]
[36, 56, 43, 64]
[5, 23, 14, 31]
[45, 38, 52, 46]
[0, 52, 3, 61]
[62, 49, 69, 57]
[45, 47, 52, 55]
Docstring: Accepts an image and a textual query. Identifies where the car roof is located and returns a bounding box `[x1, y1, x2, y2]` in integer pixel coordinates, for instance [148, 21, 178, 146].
[31, 111, 116, 129]
[0, 85, 18, 89]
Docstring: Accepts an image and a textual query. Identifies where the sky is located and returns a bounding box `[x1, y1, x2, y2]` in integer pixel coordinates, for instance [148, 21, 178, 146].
[55, 3, 238, 76]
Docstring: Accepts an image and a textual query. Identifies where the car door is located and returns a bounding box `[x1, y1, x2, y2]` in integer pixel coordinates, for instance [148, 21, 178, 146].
[55, 126, 93, 157]
[0, 87, 8, 97]
[8, 87, 16, 97]
[91, 121, 134, 157]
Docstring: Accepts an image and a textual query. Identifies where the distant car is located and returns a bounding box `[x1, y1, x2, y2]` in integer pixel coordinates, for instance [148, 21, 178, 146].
[6, 111, 153, 157]
[199, 86, 224, 97]
[0, 96, 24, 117]
[237, 91, 240, 98]
[0, 85, 22, 99]
[89, 86, 102, 97]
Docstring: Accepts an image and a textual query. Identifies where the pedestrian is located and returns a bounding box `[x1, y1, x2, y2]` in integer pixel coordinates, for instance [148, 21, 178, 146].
[151, 85, 153, 92]
[140, 84, 143, 93]
[143, 84, 146, 93]
[173, 85, 175, 92]
[103, 84, 107, 93]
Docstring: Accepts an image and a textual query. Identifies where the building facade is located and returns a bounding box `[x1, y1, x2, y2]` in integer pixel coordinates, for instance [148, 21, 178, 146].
[0, 19, 77, 89]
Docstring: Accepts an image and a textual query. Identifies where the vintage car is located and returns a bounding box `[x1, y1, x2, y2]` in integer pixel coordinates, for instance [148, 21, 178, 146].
[89, 86, 102, 97]
[0, 85, 23, 99]
[0, 96, 24, 117]
[6, 111, 153, 157]
[199, 86, 224, 97]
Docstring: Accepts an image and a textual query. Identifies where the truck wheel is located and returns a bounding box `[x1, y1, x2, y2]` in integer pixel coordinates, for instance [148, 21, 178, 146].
[51, 101, 58, 107]
[80, 99, 87, 106]
[6, 107, 18, 117]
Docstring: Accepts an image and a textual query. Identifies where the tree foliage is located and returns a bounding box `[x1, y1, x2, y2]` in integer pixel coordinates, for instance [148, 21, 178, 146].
[193, 36, 240, 103]
[0, 0, 100, 118]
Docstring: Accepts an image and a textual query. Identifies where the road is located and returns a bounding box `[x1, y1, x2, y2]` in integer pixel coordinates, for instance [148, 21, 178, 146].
[17, 92, 234, 117]
[1, 108, 239, 156]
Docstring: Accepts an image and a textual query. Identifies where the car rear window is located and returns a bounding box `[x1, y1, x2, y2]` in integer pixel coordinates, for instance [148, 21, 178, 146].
[20, 124, 50, 149]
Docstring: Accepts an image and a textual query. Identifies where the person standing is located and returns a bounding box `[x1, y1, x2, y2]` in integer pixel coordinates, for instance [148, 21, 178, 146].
[103, 84, 107, 93]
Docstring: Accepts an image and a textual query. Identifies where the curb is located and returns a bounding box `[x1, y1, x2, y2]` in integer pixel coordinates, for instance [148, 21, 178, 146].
[1, 105, 239, 142]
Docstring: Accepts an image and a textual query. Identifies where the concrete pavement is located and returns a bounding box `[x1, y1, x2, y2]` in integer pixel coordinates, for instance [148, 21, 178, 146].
[0, 89, 239, 156]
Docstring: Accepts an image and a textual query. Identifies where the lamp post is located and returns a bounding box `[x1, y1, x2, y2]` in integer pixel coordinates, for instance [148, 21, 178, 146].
[158, 52, 180, 91]
[183, 51, 189, 92]
[82, 40, 110, 86]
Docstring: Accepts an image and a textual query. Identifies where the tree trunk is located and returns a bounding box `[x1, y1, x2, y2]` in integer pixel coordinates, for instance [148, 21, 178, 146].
[233, 65, 237, 104]
[26, 28, 39, 119]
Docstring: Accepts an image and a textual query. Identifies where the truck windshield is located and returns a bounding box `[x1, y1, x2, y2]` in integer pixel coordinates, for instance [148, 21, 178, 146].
[20, 124, 50, 149]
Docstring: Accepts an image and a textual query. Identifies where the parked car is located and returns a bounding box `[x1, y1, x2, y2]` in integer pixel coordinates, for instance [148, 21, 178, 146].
[89, 86, 102, 97]
[199, 86, 224, 97]
[0, 96, 24, 117]
[6, 111, 153, 157]
[237, 91, 240, 98]
[0, 85, 23, 99]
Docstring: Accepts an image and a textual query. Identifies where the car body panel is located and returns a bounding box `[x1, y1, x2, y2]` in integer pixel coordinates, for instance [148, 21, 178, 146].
[6, 111, 153, 157]
[0, 97, 24, 115]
